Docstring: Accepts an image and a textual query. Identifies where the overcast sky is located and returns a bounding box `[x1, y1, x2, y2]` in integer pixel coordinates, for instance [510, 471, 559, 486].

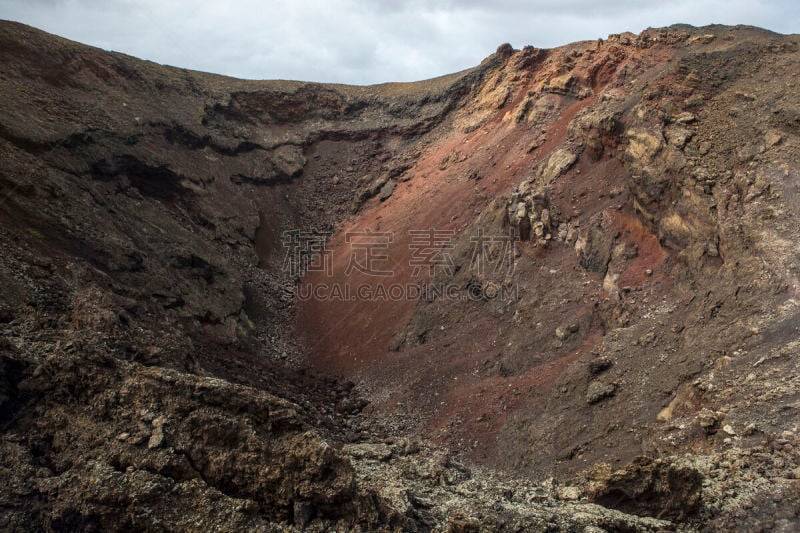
[1, 1, 798, 85]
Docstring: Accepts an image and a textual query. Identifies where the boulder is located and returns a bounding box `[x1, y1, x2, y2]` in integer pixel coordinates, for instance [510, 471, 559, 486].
[538, 149, 577, 183]
[379, 180, 397, 201]
[587, 381, 617, 404]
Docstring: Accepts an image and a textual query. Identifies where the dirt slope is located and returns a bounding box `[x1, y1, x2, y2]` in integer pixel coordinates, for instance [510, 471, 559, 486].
[1, 20, 799, 531]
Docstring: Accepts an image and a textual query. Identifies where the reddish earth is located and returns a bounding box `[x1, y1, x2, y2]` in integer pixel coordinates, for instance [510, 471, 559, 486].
[296, 26, 800, 483]
[295, 38, 681, 470]
[297, 104, 575, 372]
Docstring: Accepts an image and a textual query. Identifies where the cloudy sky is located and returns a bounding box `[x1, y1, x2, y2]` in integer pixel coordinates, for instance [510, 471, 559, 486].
[1, 1, 798, 85]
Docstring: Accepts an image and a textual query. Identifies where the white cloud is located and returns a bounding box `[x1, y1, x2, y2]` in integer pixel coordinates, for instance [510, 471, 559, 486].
[0, 0, 797, 84]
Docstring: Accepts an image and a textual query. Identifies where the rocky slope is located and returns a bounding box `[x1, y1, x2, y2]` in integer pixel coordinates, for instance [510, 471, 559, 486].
[1, 20, 799, 531]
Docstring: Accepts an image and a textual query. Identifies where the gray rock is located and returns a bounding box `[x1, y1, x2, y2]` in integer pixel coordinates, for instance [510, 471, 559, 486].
[587, 381, 617, 404]
[379, 180, 397, 201]
[272, 144, 306, 178]
[147, 416, 167, 449]
[589, 357, 613, 375]
[665, 126, 692, 148]
[293, 501, 313, 527]
[697, 409, 719, 434]
[556, 485, 581, 500]
[538, 149, 577, 183]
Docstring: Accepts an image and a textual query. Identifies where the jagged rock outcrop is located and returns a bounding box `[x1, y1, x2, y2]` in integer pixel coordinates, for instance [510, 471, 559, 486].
[507, 182, 557, 244]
